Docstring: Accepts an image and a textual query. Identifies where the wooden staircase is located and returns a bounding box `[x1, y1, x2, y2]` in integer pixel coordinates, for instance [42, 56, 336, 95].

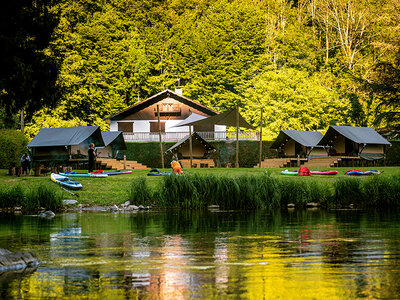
[302, 157, 340, 168]
[96, 158, 148, 170]
[254, 158, 293, 168]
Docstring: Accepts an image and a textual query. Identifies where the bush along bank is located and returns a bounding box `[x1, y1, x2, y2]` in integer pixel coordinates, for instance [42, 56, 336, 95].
[129, 174, 400, 209]
[0, 184, 63, 212]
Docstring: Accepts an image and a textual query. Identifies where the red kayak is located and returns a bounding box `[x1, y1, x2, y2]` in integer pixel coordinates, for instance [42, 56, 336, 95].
[310, 170, 338, 175]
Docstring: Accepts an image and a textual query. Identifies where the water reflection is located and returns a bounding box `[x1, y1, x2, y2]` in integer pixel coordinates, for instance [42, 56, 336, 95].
[0, 209, 399, 299]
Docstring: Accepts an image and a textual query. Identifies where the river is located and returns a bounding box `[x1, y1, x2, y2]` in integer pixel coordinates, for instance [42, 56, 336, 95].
[0, 208, 399, 299]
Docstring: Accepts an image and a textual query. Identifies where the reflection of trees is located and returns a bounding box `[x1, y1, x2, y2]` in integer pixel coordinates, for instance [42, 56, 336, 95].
[1, 209, 400, 298]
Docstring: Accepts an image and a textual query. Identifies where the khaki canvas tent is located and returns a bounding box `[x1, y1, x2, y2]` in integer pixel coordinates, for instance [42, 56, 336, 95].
[27, 126, 105, 163]
[97, 131, 127, 158]
[165, 132, 216, 159]
[318, 125, 391, 159]
[270, 130, 326, 158]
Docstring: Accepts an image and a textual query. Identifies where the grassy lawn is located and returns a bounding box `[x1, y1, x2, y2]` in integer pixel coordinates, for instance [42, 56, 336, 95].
[1, 166, 399, 206]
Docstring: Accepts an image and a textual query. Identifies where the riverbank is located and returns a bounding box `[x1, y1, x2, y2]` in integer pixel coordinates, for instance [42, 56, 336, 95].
[1, 167, 399, 210]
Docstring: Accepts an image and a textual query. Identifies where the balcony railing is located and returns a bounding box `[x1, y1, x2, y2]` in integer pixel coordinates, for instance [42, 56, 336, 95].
[123, 131, 260, 142]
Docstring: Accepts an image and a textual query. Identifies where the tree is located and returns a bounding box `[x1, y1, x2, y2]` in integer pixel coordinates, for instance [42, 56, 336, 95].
[0, 0, 61, 121]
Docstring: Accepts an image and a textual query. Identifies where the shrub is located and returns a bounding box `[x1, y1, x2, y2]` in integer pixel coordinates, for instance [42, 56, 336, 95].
[0, 129, 28, 168]
[159, 175, 200, 208]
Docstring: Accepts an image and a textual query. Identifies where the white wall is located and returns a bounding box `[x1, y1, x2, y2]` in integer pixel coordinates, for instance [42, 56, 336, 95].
[134, 121, 150, 132]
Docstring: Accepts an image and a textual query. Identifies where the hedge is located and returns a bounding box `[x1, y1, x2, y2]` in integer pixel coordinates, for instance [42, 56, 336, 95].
[124, 140, 399, 168]
[0, 130, 28, 169]
[123, 140, 277, 168]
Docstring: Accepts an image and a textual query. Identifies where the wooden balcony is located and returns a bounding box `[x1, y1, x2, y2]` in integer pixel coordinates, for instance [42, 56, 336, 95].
[122, 131, 260, 142]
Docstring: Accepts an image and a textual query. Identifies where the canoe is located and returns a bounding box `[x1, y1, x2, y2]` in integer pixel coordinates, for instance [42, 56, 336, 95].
[281, 170, 298, 176]
[310, 170, 338, 175]
[51, 173, 82, 190]
[59, 172, 108, 178]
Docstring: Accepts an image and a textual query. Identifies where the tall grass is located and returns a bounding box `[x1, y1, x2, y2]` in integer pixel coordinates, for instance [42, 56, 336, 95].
[128, 176, 153, 206]
[130, 173, 400, 209]
[0, 184, 63, 211]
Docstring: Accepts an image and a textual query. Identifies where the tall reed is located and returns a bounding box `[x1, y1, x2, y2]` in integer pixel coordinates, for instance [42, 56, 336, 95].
[128, 176, 153, 205]
[0, 184, 63, 210]
[361, 174, 400, 207]
[25, 184, 63, 211]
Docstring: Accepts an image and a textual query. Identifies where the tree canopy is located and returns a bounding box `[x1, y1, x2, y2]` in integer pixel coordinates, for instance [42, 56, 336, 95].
[0, 0, 399, 137]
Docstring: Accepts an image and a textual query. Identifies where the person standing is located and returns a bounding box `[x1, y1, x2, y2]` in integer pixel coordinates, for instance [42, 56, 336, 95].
[88, 143, 96, 173]
[20, 153, 31, 175]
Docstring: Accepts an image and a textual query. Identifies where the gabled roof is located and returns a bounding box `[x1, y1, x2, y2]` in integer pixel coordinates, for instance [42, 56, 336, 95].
[101, 131, 127, 150]
[28, 126, 105, 148]
[270, 130, 324, 149]
[165, 132, 216, 154]
[176, 107, 253, 129]
[318, 125, 391, 145]
[104, 89, 218, 121]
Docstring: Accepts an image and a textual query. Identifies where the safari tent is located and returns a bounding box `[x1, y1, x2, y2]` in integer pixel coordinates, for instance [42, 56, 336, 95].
[27, 126, 105, 163]
[97, 131, 127, 159]
[165, 132, 216, 159]
[270, 130, 326, 158]
[318, 125, 391, 159]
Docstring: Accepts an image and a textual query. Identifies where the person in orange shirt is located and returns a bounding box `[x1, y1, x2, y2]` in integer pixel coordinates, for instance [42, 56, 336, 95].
[171, 159, 183, 175]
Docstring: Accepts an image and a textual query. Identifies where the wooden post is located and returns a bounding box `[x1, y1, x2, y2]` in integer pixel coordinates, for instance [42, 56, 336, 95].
[258, 108, 263, 168]
[123, 155, 126, 170]
[297, 154, 300, 167]
[235, 105, 239, 168]
[189, 126, 193, 168]
[157, 105, 164, 168]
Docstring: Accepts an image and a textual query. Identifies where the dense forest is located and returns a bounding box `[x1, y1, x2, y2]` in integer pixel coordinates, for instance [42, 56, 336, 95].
[1, 0, 399, 139]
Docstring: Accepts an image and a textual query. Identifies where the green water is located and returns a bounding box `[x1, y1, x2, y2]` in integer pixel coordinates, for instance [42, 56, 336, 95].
[0, 209, 399, 299]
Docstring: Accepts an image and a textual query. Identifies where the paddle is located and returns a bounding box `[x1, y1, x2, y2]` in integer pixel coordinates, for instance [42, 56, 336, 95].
[60, 186, 79, 198]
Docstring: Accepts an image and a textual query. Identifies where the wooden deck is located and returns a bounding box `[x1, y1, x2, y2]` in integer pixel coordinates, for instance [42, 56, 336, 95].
[256, 156, 361, 168]
[179, 159, 215, 169]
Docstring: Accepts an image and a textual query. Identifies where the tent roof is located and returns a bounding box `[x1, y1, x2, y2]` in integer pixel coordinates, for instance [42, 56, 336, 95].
[176, 107, 253, 129]
[104, 89, 218, 121]
[165, 132, 216, 154]
[170, 112, 208, 128]
[318, 125, 391, 145]
[270, 130, 324, 149]
[28, 126, 105, 148]
[101, 131, 127, 150]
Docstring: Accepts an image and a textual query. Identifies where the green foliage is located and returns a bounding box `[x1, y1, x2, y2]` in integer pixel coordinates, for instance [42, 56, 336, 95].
[243, 68, 349, 137]
[333, 177, 363, 207]
[125, 141, 277, 169]
[2, 0, 398, 133]
[0, 184, 63, 211]
[0, 129, 28, 168]
[128, 176, 153, 205]
[159, 174, 200, 208]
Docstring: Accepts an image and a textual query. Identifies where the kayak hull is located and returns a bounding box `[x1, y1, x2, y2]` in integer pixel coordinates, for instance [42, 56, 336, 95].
[310, 171, 338, 175]
[59, 172, 108, 178]
[51, 173, 82, 190]
[103, 170, 132, 176]
[281, 170, 298, 176]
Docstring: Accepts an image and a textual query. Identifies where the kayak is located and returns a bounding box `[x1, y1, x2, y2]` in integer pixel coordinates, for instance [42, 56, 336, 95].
[281, 170, 299, 176]
[310, 170, 338, 175]
[59, 172, 108, 178]
[147, 171, 172, 176]
[345, 169, 381, 175]
[51, 173, 82, 190]
[102, 170, 132, 176]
